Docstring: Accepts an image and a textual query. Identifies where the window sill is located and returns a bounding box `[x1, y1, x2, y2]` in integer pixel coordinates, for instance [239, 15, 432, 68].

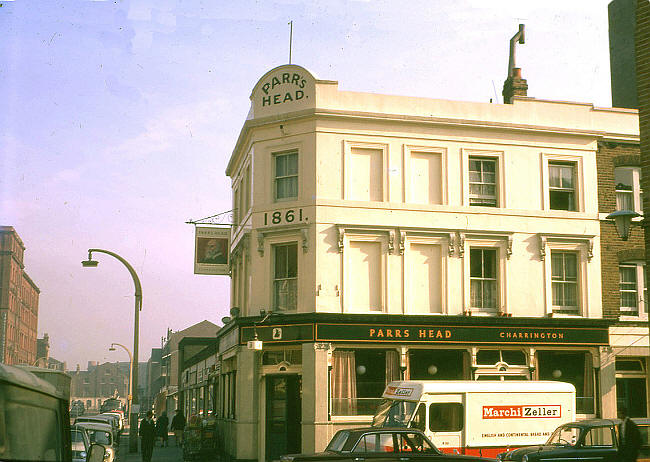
[619, 315, 649, 321]
[330, 415, 374, 423]
[548, 311, 582, 318]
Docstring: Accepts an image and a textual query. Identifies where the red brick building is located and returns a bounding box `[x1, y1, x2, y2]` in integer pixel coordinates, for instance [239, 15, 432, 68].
[0, 226, 40, 365]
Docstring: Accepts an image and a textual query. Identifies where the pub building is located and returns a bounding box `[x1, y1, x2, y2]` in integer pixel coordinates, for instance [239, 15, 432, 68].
[186, 63, 641, 462]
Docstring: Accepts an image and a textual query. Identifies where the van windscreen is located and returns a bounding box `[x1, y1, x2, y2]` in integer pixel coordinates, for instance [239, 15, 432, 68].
[372, 399, 418, 427]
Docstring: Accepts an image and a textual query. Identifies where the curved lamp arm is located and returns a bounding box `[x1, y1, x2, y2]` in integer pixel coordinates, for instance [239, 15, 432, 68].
[85, 249, 142, 309]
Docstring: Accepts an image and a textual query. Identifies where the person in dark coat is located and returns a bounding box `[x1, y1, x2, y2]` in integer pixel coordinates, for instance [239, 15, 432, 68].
[156, 412, 169, 447]
[170, 409, 186, 446]
[618, 407, 641, 462]
[139, 411, 156, 462]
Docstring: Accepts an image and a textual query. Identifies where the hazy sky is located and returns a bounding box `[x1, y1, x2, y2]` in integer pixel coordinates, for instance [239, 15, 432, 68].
[1, 0, 614, 369]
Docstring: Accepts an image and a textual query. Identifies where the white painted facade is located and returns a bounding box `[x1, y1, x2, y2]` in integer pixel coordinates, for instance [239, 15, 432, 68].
[217, 64, 641, 462]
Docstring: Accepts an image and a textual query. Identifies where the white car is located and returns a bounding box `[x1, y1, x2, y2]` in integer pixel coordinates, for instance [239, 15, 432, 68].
[101, 411, 124, 432]
[75, 415, 119, 442]
[73, 422, 117, 462]
[71, 426, 89, 462]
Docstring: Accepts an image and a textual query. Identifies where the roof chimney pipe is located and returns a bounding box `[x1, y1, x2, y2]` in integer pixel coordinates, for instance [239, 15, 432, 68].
[503, 24, 528, 103]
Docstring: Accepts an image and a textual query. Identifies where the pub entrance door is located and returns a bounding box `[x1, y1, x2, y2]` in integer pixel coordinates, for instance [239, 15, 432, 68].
[265, 375, 302, 461]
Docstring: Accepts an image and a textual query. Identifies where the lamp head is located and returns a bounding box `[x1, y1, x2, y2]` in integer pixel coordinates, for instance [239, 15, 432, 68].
[606, 210, 642, 241]
[109, 346, 116, 351]
[81, 259, 98, 268]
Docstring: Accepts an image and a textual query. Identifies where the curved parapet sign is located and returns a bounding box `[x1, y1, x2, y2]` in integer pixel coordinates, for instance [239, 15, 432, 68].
[250, 64, 316, 118]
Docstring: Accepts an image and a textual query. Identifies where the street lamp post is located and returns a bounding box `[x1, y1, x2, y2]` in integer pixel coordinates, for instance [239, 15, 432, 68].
[109, 342, 133, 418]
[606, 210, 650, 416]
[82, 249, 142, 453]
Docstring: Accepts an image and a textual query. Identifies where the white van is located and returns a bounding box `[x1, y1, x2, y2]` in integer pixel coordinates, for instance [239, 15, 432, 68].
[372, 380, 575, 459]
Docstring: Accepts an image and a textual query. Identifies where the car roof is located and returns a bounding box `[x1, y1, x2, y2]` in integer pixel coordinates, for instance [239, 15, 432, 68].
[75, 422, 112, 430]
[560, 418, 619, 428]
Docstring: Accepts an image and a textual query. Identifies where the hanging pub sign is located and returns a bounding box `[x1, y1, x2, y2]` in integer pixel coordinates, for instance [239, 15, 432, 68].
[194, 226, 230, 275]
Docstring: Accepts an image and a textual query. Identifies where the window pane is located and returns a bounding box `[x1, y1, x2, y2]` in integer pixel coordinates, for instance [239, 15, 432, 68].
[275, 245, 287, 278]
[551, 253, 563, 279]
[549, 191, 574, 211]
[429, 403, 464, 432]
[560, 166, 574, 188]
[549, 165, 562, 187]
[470, 249, 482, 277]
[286, 153, 298, 175]
[276, 155, 287, 177]
[564, 253, 577, 279]
[617, 191, 635, 211]
[476, 350, 500, 365]
[470, 280, 482, 307]
[615, 167, 634, 191]
[483, 280, 497, 308]
[501, 350, 527, 365]
[483, 249, 496, 278]
[287, 244, 298, 278]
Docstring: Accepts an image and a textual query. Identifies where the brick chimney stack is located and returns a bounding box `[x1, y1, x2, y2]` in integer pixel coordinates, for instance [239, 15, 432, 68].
[503, 67, 528, 104]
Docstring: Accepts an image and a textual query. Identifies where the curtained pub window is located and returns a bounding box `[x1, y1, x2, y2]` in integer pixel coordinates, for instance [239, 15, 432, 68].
[330, 349, 400, 416]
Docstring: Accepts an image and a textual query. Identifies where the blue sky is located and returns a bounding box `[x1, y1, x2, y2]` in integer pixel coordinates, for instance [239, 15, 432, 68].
[1, 0, 614, 368]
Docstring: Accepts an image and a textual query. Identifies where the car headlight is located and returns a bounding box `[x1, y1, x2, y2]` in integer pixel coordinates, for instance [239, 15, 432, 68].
[80, 452, 87, 459]
[103, 448, 113, 460]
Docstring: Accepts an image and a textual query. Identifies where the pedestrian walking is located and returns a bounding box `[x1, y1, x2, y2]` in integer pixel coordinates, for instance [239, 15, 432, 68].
[170, 409, 186, 447]
[139, 411, 156, 462]
[156, 411, 170, 447]
[618, 407, 641, 462]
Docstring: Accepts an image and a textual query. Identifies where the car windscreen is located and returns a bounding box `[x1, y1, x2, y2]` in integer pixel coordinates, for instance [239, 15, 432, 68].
[71, 430, 85, 444]
[326, 431, 352, 452]
[546, 425, 581, 446]
[372, 399, 418, 427]
[87, 430, 112, 446]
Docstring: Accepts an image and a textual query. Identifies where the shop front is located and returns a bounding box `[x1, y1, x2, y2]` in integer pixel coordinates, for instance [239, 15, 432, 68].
[215, 313, 610, 462]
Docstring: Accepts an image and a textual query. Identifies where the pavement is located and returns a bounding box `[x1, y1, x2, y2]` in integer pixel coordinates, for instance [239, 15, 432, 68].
[118, 426, 183, 462]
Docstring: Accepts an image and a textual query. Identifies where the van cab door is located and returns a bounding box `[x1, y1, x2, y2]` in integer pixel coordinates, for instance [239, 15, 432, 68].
[421, 394, 464, 455]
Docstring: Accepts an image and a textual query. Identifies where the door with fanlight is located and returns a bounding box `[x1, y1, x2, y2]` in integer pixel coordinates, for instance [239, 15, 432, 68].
[265, 375, 302, 461]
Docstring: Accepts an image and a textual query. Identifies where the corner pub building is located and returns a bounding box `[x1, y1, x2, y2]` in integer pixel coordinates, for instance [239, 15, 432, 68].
[205, 64, 641, 462]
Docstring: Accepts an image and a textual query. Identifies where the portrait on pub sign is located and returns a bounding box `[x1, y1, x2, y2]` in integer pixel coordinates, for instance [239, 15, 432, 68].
[196, 236, 228, 265]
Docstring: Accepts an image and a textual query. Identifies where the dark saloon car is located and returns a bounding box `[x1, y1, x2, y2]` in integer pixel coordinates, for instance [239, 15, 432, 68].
[280, 428, 494, 462]
[497, 418, 650, 462]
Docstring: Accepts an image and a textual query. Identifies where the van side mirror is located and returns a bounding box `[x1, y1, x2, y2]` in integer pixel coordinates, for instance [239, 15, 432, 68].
[86, 443, 106, 462]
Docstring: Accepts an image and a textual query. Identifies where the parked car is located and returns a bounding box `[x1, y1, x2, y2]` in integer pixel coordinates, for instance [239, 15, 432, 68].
[73, 422, 117, 462]
[496, 418, 650, 461]
[280, 428, 494, 462]
[102, 411, 124, 432]
[71, 426, 89, 462]
[100, 398, 122, 414]
[70, 400, 85, 419]
[75, 415, 119, 441]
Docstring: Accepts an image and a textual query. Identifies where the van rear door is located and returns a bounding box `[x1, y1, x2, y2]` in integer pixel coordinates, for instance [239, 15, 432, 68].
[423, 394, 464, 454]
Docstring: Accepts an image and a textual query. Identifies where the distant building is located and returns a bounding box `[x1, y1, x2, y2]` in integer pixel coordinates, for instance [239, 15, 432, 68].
[150, 320, 219, 415]
[0, 226, 39, 365]
[609, 0, 639, 108]
[35, 333, 66, 370]
[177, 337, 218, 419]
[144, 347, 163, 412]
[69, 360, 140, 412]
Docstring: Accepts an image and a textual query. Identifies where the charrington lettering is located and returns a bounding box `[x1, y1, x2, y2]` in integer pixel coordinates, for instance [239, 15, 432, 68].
[261, 72, 306, 107]
[499, 330, 565, 340]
